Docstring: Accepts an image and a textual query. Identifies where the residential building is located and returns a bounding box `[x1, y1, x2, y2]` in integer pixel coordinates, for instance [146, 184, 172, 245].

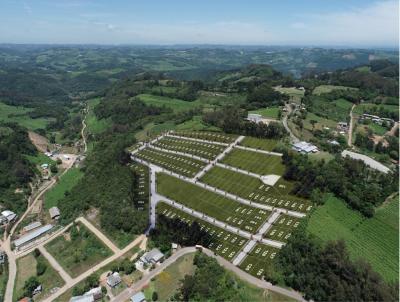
[247, 113, 263, 124]
[107, 272, 121, 288]
[131, 292, 146, 302]
[141, 248, 164, 264]
[292, 141, 318, 154]
[1, 210, 17, 223]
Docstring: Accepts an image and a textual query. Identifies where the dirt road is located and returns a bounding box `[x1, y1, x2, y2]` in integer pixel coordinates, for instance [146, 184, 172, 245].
[348, 104, 356, 147]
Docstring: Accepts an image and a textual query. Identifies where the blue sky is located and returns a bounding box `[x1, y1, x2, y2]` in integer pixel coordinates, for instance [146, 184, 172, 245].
[0, 0, 398, 47]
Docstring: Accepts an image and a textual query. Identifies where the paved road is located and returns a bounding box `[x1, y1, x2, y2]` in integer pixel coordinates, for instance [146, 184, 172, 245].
[42, 234, 146, 302]
[77, 217, 120, 254]
[348, 104, 356, 147]
[112, 246, 305, 302]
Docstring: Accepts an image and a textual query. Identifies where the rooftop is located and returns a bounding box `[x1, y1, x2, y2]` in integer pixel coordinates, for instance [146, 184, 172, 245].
[14, 224, 53, 248]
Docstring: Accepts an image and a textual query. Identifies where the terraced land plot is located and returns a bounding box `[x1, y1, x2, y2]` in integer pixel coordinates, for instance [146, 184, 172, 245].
[239, 244, 279, 279]
[157, 173, 271, 233]
[221, 148, 285, 176]
[131, 162, 149, 211]
[239, 137, 279, 152]
[172, 130, 238, 144]
[153, 136, 226, 160]
[201, 166, 312, 213]
[157, 203, 248, 261]
[135, 147, 206, 177]
[263, 214, 303, 243]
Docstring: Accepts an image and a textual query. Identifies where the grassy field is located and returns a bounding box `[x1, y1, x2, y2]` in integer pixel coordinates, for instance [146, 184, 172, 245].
[249, 107, 280, 119]
[85, 98, 112, 135]
[135, 147, 206, 177]
[307, 195, 399, 282]
[45, 223, 112, 278]
[153, 136, 225, 160]
[44, 168, 84, 209]
[200, 166, 312, 213]
[0, 102, 51, 130]
[312, 85, 358, 95]
[221, 149, 285, 176]
[158, 203, 247, 261]
[173, 130, 237, 143]
[137, 94, 201, 112]
[366, 123, 388, 136]
[274, 86, 304, 103]
[157, 173, 271, 234]
[353, 103, 399, 116]
[308, 98, 353, 122]
[25, 152, 56, 167]
[14, 253, 65, 301]
[239, 137, 279, 152]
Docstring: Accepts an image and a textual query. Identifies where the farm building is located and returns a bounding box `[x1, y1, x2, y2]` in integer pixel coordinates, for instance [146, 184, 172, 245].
[13, 224, 53, 249]
[292, 141, 318, 154]
[107, 272, 121, 288]
[22, 221, 42, 233]
[1, 210, 17, 223]
[130, 292, 146, 302]
[141, 248, 164, 264]
[49, 207, 60, 220]
[247, 113, 263, 124]
[336, 122, 348, 132]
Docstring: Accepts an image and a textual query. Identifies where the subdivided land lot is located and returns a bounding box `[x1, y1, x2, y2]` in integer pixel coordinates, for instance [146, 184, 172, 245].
[172, 130, 238, 144]
[156, 173, 271, 234]
[157, 202, 248, 261]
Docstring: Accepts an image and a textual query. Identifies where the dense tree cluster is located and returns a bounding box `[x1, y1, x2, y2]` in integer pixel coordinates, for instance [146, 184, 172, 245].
[173, 253, 251, 301]
[203, 106, 286, 139]
[246, 83, 288, 109]
[282, 151, 398, 217]
[277, 232, 398, 302]
[0, 123, 37, 214]
[149, 215, 211, 253]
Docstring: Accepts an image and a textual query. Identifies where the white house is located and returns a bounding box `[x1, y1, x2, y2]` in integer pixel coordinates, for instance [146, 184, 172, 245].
[292, 141, 318, 154]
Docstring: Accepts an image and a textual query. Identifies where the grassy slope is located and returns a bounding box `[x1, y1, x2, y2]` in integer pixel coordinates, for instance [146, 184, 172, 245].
[353, 103, 399, 115]
[307, 195, 399, 282]
[312, 85, 358, 95]
[0, 102, 51, 130]
[249, 107, 280, 119]
[274, 86, 304, 103]
[44, 168, 84, 209]
[86, 98, 112, 135]
[240, 137, 279, 151]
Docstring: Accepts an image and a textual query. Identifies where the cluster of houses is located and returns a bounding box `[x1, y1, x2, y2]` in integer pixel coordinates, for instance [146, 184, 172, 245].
[359, 113, 394, 125]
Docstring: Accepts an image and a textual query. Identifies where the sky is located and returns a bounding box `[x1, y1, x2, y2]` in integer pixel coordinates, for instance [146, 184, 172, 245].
[0, 0, 398, 47]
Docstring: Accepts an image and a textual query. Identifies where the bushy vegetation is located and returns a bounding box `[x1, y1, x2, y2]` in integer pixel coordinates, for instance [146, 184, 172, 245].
[277, 232, 398, 302]
[0, 123, 37, 214]
[282, 151, 398, 217]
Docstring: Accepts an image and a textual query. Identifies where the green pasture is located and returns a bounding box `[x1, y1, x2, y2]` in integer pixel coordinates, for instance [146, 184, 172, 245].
[239, 137, 279, 152]
[173, 130, 238, 143]
[249, 107, 280, 119]
[312, 85, 358, 95]
[0, 102, 51, 130]
[137, 94, 201, 112]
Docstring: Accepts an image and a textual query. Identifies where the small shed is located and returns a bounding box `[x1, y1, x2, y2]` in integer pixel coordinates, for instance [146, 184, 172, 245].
[107, 272, 121, 288]
[131, 292, 146, 302]
[49, 207, 60, 220]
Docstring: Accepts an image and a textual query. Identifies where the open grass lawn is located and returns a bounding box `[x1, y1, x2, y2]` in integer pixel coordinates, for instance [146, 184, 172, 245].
[200, 166, 312, 213]
[153, 136, 225, 160]
[249, 107, 280, 119]
[353, 103, 399, 116]
[156, 173, 271, 234]
[86, 98, 112, 135]
[25, 152, 56, 167]
[173, 130, 238, 144]
[0, 102, 51, 130]
[44, 168, 84, 209]
[158, 203, 248, 261]
[144, 252, 196, 301]
[221, 149, 285, 176]
[14, 253, 65, 301]
[239, 137, 279, 152]
[303, 113, 337, 132]
[307, 195, 399, 282]
[135, 147, 206, 177]
[309, 98, 353, 122]
[312, 85, 358, 95]
[45, 223, 112, 278]
[367, 122, 388, 136]
[137, 94, 201, 112]
[274, 86, 304, 103]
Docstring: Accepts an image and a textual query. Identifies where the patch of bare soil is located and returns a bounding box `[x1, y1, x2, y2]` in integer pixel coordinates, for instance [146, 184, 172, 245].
[28, 131, 51, 152]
